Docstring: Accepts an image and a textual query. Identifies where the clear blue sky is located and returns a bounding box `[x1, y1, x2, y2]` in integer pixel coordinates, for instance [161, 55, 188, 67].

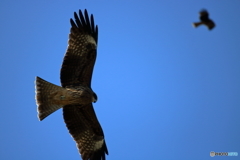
[0, 0, 239, 159]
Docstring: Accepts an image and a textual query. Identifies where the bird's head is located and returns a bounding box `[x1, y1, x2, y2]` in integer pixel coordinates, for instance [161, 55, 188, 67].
[92, 92, 98, 103]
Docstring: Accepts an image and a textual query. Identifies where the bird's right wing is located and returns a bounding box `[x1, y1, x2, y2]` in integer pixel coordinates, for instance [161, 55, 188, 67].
[63, 104, 108, 160]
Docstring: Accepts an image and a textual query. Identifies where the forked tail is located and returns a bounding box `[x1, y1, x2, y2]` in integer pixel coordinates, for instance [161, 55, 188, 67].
[35, 76, 64, 121]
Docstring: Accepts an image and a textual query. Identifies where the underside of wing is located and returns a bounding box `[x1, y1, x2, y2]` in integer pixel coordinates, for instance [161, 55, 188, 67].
[63, 104, 108, 160]
[61, 9, 98, 88]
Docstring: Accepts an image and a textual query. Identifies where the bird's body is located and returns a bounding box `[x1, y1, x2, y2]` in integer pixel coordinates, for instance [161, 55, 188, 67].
[35, 9, 108, 160]
[192, 9, 215, 30]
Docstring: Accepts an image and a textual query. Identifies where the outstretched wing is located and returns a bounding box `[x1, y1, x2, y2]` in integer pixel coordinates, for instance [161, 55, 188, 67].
[63, 104, 108, 160]
[61, 9, 98, 88]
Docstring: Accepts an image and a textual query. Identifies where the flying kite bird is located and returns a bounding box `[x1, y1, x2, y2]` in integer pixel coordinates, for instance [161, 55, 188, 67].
[35, 9, 108, 160]
[192, 9, 215, 30]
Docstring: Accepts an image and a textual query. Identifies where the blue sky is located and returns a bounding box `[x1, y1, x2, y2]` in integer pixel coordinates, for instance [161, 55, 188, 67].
[0, 0, 239, 159]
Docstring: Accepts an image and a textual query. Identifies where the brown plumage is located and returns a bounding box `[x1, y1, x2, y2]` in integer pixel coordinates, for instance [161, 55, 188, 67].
[35, 9, 108, 160]
[192, 9, 215, 30]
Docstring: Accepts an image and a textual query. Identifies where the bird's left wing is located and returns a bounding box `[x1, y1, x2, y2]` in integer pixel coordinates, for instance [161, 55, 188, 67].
[61, 9, 98, 88]
[63, 104, 108, 160]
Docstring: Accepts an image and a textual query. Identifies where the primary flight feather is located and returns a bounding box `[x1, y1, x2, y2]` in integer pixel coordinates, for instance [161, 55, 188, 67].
[35, 9, 108, 160]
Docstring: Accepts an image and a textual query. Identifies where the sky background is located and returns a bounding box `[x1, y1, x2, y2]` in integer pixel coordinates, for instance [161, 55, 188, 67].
[0, 0, 240, 160]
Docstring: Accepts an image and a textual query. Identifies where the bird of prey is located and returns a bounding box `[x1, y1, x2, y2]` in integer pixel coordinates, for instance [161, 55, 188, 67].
[35, 9, 108, 160]
[192, 9, 215, 30]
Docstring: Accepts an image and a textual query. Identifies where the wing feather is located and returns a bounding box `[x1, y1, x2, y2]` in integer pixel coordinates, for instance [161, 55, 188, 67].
[84, 10, 91, 31]
[63, 104, 108, 160]
[79, 10, 87, 28]
[90, 15, 95, 37]
[61, 9, 98, 88]
[74, 12, 83, 28]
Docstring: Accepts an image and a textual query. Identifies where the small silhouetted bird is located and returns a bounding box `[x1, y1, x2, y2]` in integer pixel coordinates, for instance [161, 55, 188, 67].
[192, 9, 215, 30]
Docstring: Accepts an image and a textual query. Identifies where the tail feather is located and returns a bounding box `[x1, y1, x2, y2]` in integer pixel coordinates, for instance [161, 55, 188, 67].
[192, 22, 203, 28]
[35, 76, 65, 121]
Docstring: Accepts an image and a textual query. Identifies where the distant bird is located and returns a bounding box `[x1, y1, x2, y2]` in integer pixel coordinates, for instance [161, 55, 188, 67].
[35, 9, 108, 160]
[192, 9, 215, 30]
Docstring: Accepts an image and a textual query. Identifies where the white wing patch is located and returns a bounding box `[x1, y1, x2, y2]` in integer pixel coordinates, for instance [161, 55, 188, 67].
[94, 139, 104, 151]
[86, 35, 97, 46]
